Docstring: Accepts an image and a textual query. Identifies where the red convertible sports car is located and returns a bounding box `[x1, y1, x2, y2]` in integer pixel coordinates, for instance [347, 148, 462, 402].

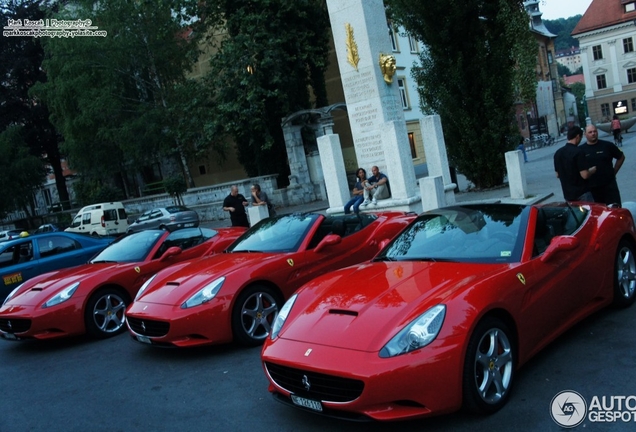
[261, 203, 636, 421]
[0, 226, 245, 341]
[125, 212, 415, 348]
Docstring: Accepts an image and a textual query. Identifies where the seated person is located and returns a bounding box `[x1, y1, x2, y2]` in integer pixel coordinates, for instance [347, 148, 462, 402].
[361, 166, 391, 206]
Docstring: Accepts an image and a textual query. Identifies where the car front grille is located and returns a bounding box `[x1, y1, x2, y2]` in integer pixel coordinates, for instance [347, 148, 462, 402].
[0, 318, 31, 333]
[127, 317, 169, 337]
[264, 362, 364, 403]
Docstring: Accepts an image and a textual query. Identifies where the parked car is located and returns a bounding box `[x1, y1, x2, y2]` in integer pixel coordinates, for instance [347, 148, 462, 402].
[34, 224, 62, 234]
[0, 230, 22, 243]
[65, 202, 129, 236]
[0, 232, 111, 302]
[127, 206, 200, 233]
[125, 211, 415, 348]
[261, 203, 636, 421]
[0, 226, 246, 341]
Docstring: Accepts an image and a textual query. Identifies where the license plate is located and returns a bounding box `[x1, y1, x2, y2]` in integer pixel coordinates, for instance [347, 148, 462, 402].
[184, 223, 194, 227]
[136, 335, 151, 344]
[1, 333, 17, 340]
[291, 395, 323, 412]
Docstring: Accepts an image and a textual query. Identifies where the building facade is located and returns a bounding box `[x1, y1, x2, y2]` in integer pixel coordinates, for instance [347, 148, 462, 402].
[573, 0, 636, 123]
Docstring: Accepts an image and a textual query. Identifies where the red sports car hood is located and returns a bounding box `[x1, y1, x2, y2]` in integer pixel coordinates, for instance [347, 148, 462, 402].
[137, 253, 279, 305]
[279, 261, 506, 352]
[7, 263, 122, 306]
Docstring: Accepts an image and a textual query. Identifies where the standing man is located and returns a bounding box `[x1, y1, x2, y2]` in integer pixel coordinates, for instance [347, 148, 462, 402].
[361, 166, 391, 206]
[581, 125, 625, 206]
[554, 126, 596, 202]
[222, 185, 249, 227]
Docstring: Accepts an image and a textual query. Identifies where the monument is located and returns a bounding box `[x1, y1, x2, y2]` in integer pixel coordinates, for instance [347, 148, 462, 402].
[321, 0, 421, 213]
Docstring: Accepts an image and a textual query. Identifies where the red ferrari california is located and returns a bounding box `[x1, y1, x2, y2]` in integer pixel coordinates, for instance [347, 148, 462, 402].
[125, 212, 415, 347]
[261, 203, 636, 421]
[0, 226, 244, 341]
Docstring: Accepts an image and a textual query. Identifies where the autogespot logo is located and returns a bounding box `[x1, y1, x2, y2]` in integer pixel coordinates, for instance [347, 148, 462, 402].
[550, 390, 587, 428]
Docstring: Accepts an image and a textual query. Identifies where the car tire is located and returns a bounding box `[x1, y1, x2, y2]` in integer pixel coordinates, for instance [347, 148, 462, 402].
[613, 239, 636, 308]
[84, 287, 130, 339]
[462, 317, 515, 414]
[231, 284, 282, 347]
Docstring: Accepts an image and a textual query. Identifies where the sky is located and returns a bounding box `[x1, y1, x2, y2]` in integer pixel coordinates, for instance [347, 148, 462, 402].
[538, 0, 594, 20]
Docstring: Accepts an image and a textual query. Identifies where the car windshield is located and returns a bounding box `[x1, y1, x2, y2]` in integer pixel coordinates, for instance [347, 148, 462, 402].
[228, 214, 319, 253]
[90, 230, 164, 263]
[376, 204, 529, 263]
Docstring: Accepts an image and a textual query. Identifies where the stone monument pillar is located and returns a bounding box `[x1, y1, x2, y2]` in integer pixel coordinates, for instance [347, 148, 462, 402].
[325, 0, 421, 213]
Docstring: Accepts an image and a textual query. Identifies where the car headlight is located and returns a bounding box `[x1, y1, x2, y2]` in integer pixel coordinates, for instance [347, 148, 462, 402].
[135, 274, 157, 301]
[2, 283, 24, 306]
[181, 277, 225, 309]
[270, 293, 297, 340]
[42, 282, 80, 308]
[379, 305, 446, 358]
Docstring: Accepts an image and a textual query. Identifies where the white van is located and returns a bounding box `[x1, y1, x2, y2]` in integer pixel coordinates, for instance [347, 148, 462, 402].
[65, 202, 129, 236]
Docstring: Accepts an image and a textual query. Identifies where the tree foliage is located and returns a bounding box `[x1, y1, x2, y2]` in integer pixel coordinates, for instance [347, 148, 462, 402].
[544, 15, 582, 51]
[570, 82, 587, 126]
[0, 126, 47, 217]
[32, 0, 215, 191]
[200, 0, 330, 183]
[385, 0, 537, 189]
[0, 0, 70, 209]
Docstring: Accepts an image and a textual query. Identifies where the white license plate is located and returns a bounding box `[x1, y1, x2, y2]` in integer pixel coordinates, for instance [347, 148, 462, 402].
[184, 223, 194, 227]
[1, 333, 17, 340]
[291, 395, 323, 412]
[136, 335, 151, 344]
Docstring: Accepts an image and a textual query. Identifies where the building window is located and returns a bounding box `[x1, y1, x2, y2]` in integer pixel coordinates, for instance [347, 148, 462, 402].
[626, 2, 635, 12]
[397, 77, 410, 109]
[632, 98, 636, 111]
[547, 51, 553, 64]
[597, 74, 607, 89]
[593, 45, 603, 60]
[519, 115, 526, 130]
[629, 68, 636, 83]
[388, 22, 399, 52]
[601, 103, 611, 117]
[198, 165, 206, 175]
[624, 37, 634, 53]
[408, 35, 419, 53]
[408, 132, 417, 158]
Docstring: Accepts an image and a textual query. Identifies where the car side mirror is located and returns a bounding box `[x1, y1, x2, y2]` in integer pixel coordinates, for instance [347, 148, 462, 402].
[160, 246, 182, 261]
[540, 235, 579, 263]
[314, 234, 341, 253]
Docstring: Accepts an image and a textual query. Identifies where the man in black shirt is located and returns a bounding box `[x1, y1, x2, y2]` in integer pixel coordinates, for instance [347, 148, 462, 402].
[581, 125, 625, 206]
[222, 185, 249, 227]
[554, 126, 596, 202]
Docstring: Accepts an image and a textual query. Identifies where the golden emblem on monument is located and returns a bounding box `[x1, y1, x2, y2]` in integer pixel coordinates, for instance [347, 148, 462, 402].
[379, 53, 396, 84]
[345, 23, 359, 71]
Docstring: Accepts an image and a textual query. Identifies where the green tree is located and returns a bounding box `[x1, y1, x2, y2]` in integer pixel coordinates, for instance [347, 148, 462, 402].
[570, 82, 587, 126]
[0, 0, 71, 209]
[544, 15, 583, 51]
[33, 0, 215, 192]
[385, 0, 537, 188]
[201, 0, 330, 184]
[0, 126, 47, 218]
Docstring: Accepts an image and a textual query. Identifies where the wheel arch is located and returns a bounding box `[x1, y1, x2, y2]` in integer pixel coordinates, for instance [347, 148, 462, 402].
[83, 283, 132, 311]
[466, 308, 519, 367]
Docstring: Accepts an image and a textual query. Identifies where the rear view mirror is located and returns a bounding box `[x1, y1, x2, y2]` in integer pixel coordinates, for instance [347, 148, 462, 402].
[160, 246, 182, 261]
[540, 235, 579, 263]
[314, 234, 341, 253]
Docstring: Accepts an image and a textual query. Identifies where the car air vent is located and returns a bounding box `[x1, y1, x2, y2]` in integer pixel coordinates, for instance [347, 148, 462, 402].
[328, 309, 358, 317]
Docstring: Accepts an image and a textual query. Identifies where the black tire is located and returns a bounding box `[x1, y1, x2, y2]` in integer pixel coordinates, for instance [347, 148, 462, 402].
[613, 239, 636, 308]
[231, 285, 282, 347]
[84, 288, 129, 339]
[462, 317, 515, 414]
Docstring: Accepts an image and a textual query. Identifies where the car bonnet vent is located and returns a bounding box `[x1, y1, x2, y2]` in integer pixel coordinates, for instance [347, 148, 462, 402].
[166, 282, 179, 286]
[30, 287, 43, 291]
[328, 309, 358, 317]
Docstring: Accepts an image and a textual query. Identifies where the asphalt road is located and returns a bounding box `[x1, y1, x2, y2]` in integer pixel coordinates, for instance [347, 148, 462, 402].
[3, 129, 636, 432]
[1, 303, 635, 431]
